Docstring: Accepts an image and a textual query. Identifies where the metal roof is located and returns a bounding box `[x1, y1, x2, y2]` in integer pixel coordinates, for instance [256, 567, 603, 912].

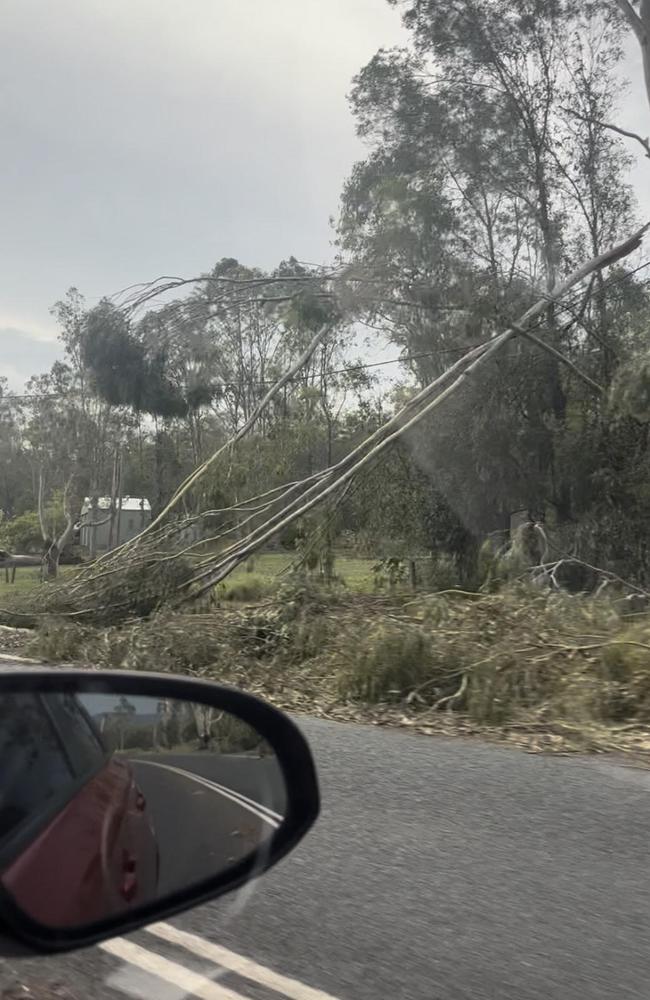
[80, 496, 151, 513]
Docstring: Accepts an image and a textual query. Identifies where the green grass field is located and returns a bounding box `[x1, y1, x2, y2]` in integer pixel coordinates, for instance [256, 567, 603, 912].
[0, 567, 44, 597]
[0, 565, 75, 599]
[223, 551, 376, 593]
[0, 552, 377, 604]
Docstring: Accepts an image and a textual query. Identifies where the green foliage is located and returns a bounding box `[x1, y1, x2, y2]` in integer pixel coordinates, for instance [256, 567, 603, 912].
[346, 447, 480, 585]
[333, 586, 650, 733]
[336, 0, 650, 585]
[420, 555, 461, 592]
[337, 623, 457, 703]
[610, 353, 650, 422]
[217, 574, 272, 603]
[4, 1, 650, 669]
[279, 523, 302, 550]
[0, 511, 43, 553]
[113, 558, 196, 620]
[28, 618, 94, 663]
[210, 713, 268, 753]
[82, 301, 190, 417]
[24, 581, 650, 753]
[17, 555, 196, 628]
[284, 291, 340, 332]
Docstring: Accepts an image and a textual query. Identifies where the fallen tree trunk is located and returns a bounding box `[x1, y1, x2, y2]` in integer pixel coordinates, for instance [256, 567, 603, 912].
[0, 553, 42, 568]
[179, 224, 649, 600]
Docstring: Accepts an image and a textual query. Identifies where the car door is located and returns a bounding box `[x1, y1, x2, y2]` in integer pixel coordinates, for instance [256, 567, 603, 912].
[1, 692, 158, 928]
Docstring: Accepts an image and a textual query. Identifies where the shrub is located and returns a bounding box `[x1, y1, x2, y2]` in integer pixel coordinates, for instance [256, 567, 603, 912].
[279, 523, 303, 551]
[28, 618, 95, 662]
[218, 574, 272, 603]
[0, 511, 43, 554]
[337, 623, 460, 703]
[420, 554, 461, 592]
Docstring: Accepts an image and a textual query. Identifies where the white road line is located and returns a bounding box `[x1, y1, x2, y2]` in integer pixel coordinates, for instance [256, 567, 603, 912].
[101, 937, 247, 1000]
[106, 962, 194, 1000]
[148, 922, 343, 1000]
[133, 759, 281, 824]
[152, 765, 284, 822]
[134, 760, 280, 829]
[188, 776, 283, 823]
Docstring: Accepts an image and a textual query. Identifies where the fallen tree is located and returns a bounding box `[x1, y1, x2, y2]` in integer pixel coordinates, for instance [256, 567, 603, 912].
[0, 220, 646, 628]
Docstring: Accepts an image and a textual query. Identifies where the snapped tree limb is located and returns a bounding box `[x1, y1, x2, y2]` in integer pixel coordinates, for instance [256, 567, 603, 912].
[512, 325, 604, 395]
[182, 224, 649, 600]
[97, 321, 334, 560]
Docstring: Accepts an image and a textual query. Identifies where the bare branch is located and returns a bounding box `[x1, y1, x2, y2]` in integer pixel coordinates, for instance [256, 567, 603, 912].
[512, 324, 604, 395]
[183, 224, 649, 598]
[97, 322, 334, 560]
[186, 340, 494, 585]
[83, 514, 113, 528]
[562, 105, 650, 159]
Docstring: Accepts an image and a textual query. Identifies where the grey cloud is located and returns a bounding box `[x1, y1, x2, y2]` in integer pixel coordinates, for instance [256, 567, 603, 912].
[0, 329, 63, 390]
[0, 0, 404, 342]
[1, 0, 646, 392]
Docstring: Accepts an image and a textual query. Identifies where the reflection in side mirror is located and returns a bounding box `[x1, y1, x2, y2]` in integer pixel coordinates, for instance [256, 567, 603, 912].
[0, 671, 318, 953]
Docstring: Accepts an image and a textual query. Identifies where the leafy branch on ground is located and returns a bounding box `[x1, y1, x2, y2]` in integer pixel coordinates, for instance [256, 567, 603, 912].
[14, 579, 650, 755]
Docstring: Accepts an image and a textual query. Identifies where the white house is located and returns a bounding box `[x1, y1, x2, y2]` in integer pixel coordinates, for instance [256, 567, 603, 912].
[79, 496, 152, 552]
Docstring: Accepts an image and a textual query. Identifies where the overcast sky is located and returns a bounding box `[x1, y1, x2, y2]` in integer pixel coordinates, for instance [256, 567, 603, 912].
[1, 1, 648, 389]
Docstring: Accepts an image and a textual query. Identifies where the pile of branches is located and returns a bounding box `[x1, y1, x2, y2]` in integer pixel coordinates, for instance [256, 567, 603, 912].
[22, 581, 650, 753]
[0, 544, 195, 628]
[328, 583, 650, 753]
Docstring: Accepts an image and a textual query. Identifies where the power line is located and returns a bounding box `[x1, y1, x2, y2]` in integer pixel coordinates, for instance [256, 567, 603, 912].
[2, 257, 649, 403]
[0, 349, 451, 402]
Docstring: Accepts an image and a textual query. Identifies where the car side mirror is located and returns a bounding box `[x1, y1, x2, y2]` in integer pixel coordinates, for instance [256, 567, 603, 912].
[0, 669, 319, 954]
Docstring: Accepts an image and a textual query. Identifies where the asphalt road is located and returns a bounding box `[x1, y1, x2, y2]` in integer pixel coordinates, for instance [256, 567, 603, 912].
[3, 716, 650, 999]
[133, 752, 287, 811]
[130, 754, 284, 895]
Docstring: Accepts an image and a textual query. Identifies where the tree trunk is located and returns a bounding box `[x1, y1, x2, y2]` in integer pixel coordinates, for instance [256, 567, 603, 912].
[89, 497, 99, 558]
[107, 449, 120, 551]
[43, 543, 60, 580]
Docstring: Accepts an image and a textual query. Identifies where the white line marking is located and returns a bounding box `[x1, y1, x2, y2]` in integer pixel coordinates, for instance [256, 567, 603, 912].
[134, 760, 280, 829]
[152, 766, 284, 822]
[133, 759, 282, 823]
[106, 962, 192, 1000]
[148, 922, 343, 1000]
[190, 777, 283, 823]
[101, 937, 246, 1000]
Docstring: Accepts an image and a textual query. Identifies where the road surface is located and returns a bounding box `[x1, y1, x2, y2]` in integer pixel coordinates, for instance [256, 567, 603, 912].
[2, 716, 650, 999]
[130, 753, 285, 895]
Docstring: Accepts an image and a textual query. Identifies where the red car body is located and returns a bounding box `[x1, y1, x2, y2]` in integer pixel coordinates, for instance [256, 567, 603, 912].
[0, 694, 159, 929]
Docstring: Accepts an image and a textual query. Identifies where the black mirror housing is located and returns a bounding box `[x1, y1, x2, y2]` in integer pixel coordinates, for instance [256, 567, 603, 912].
[0, 669, 319, 955]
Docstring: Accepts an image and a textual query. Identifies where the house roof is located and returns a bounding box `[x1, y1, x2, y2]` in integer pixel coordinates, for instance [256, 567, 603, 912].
[80, 496, 152, 514]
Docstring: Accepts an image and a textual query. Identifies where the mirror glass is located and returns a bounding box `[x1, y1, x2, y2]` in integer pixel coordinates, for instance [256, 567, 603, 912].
[0, 689, 286, 929]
